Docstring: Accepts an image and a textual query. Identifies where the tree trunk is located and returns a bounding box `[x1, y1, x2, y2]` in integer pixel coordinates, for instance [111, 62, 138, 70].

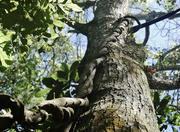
[76, 0, 160, 131]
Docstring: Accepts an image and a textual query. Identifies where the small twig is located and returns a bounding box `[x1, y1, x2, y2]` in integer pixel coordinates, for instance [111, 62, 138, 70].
[160, 44, 180, 61]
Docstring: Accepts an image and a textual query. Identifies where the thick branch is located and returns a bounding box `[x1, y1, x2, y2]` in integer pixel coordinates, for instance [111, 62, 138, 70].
[0, 94, 24, 122]
[61, 18, 89, 35]
[39, 97, 89, 108]
[134, 11, 180, 21]
[0, 95, 89, 131]
[0, 114, 14, 131]
[156, 65, 180, 71]
[131, 8, 180, 33]
[143, 23, 150, 46]
[148, 76, 180, 90]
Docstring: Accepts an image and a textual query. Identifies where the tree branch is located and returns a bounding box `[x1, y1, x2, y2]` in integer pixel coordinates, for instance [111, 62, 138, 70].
[148, 76, 180, 90]
[0, 114, 14, 131]
[0, 94, 89, 131]
[0, 94, 24, 123]
[130, 8, 180, 33]
[39, 97, 89, 108]
[134, 11, 180, 21]
[160, 44, 180, 61]
[61, 18, 89, 35]
[156, 65, 180, 71]
[168, 104, 180, 111]
[143, 22, 150, 46]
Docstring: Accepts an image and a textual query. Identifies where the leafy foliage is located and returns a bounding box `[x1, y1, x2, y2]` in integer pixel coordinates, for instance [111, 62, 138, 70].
[0, 0, 82, 67]
[153, 91, 180, 131]
[156, 0, 178, 10]
[42, 61, 79, 99]
[0, 30, 75, 106]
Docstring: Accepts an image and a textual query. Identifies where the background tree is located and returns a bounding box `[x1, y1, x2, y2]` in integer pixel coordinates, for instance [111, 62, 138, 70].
[0, 0, 179, 132]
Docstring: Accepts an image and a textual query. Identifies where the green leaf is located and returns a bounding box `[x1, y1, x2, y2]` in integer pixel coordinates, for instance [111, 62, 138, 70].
[57, 0, 65, 2]
[157, 95, 171, 115]
[61, 63, 69, 73]
[5, 59, 14, 65]
[58, 5, 69, 15]
[69, 61, 79, 81]
[160, 116, 166, 123]
[70, 61, 79, 72]
[57, 70, 68, 80]
[43, 32, 51, 38]
[11, 34, 17, 42]
[38, 46, 45, 54]
[49, 24, 59, 39]
[42, 77, 57, 88]
[159, 95, 171, 108]
[0, 31, 14, 43]
[171, 113, 180, 126]
[168, 105, 177, 112]
[35, 88, 51, 97]
[58, 77, 67, 83]
[20, 37, 27, 45]
[51, 74, 58, 80]
[43, 37, 48, 42]
[65, 1, 82, 12]
[172, 126, 178, 132]
[0, 46, 12, 67]
[160, 125, 167, 131]
[3, 41, 12, 55]
[51, 33, 59, 39]
[0, 66, 7, 72]
[153, 91, 160, 109]
[48, 3, 56, 12]
[74, 72, 79, 82]
[53, 19, 65, 28]
[20, 45, 29, 53]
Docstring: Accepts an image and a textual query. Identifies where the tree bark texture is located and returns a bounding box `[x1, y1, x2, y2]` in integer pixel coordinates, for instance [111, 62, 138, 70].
[76, 0, 160, 132]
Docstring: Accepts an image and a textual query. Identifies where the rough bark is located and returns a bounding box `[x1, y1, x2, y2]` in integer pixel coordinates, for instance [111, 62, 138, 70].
[148, 76, 180, 90]
[75, 0, 160, 131]
[0, 0, 162, 131]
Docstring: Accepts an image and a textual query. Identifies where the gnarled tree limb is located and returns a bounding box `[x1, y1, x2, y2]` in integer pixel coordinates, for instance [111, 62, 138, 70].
[148, 76, 180, 90]
[0, 94, 89, 131]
